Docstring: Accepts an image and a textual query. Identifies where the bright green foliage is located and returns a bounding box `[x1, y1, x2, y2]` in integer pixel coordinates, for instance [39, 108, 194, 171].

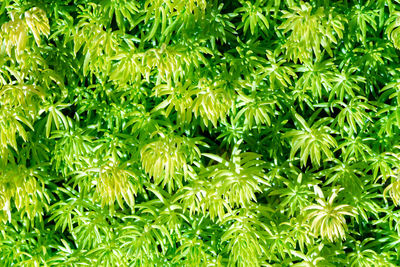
[285, 112, 337, 167]
[0, 164, 49, 223]
[203, 144, 268, 208]
[303, 187, 357, 242]
[2, 0, 400, 266]
[279, 2, 345, 62]
[141, 132, 205, 192]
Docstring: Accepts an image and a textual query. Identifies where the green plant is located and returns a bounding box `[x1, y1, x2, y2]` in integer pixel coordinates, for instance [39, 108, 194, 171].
[1, 0, 400, 266]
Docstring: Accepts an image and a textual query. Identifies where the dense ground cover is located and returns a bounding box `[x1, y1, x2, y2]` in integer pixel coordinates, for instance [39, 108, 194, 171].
[2, 0, 400, 266]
